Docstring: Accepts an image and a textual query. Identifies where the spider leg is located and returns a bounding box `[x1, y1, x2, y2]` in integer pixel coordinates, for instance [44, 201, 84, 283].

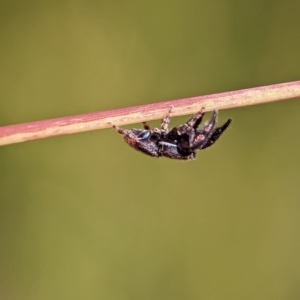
[169, 108, 204, 153]
[186, 107, 205, 129]
[201, 118, 232, 149]
[190, 110, 218, 150]
[143, 122, 151, 130]
[112, 125, 127, 135]
[160, 106, 173, 131]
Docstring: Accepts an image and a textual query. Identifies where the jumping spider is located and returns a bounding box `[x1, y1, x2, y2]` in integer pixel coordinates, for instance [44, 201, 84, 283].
[112, 107, 232, 160]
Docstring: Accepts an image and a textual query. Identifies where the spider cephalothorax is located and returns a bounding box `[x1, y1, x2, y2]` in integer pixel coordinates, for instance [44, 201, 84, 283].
[112, 107, 232, 160]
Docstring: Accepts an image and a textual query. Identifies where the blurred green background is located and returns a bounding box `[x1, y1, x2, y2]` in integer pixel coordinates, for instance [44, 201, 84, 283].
[1, 1, 300, 299]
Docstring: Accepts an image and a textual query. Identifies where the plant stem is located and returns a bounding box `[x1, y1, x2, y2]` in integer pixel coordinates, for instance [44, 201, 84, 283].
[1, 80, 300, 146]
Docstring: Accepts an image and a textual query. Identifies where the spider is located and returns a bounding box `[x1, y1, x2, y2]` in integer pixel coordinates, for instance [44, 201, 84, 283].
[112, 107, 232, 160]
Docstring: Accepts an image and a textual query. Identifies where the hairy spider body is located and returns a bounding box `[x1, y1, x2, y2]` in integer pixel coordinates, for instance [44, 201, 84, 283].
[112, 107, 232, 160]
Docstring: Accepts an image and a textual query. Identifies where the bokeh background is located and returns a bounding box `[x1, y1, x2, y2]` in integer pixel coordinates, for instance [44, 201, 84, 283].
[1, 1, 300, 299]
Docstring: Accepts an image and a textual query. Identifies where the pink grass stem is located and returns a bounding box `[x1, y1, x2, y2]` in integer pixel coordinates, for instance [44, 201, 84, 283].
[1, 80, 300, 146]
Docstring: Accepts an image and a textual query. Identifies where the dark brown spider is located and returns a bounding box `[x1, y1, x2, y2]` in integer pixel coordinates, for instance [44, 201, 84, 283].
[112, 107, 232, 160]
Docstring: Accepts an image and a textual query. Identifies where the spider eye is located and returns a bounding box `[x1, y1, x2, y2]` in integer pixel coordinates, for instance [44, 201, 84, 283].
[138, 131, 150, 140]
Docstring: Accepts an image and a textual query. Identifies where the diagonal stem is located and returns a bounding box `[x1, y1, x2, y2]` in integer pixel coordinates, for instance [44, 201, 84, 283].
[0, 80, 300, 146]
